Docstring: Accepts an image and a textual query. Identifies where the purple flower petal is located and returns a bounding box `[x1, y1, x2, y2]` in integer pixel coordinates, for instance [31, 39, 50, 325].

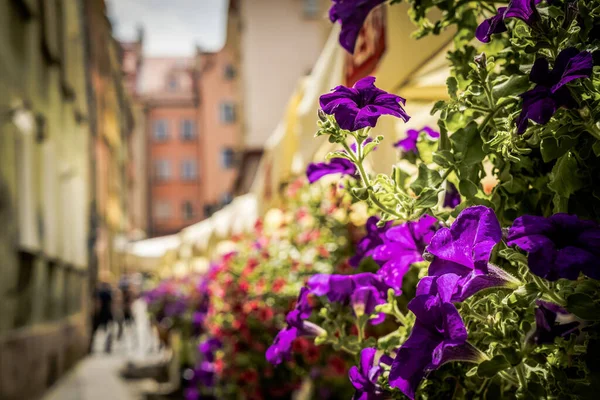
[476, 7, 508, 43]
[508, 213, 600, 280]
[427, 206, 501, 275]
[320, 76, 409, 131]
[306, 157, 357, 183]
[329, 1, 386, 54]
[517, 48, 592, 133]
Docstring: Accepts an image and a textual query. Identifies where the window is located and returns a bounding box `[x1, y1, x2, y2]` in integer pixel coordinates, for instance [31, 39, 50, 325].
[221, 192, 233, 206]
[303, 0, 320, 18]
[182, 201, 194, 220]
[154, 160, 171, 181]
[204, 204, 214, 218]
[154, 201, 171, 220]
[153, 120, 169, 141]
[224, 64, 236, 80]
[219, 102, 236, 123]
[168, 77, 178, 91]
[180, 119, 195, 140]
[220, 148, 235, 169]
[181, 159, 197, 180]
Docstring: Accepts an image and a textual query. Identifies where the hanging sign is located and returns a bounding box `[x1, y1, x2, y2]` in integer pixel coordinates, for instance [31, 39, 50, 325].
[345, 5, 387, 87]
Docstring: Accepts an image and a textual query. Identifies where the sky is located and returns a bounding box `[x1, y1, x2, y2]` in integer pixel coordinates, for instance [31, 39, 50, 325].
[107, 0, 228, 56]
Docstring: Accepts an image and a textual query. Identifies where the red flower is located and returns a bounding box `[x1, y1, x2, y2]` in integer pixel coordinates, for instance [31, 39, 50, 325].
[328, 355, 348, 377]
[292, 337, 310, 353]
[239, 369, 259, 385]
[257, 307, 274, 322]
[318, 246, 330, 258]
[215, 359, 224, 374]
[272, 278, 286, 293]
[305, 344, 320, 364]
[238, 281, 249, 294]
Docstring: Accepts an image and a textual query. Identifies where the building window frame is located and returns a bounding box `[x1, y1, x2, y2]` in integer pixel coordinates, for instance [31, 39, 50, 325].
[303, 0, 320, 19]
[181, 159, 198, 181]
[153, 119, 169, 141]
[180, 119, 195, 141]
[220, 148, 236, 169]
[224, 64, 236, 80]
[219, 102, 236, 124]
[182, 201, 195, 220]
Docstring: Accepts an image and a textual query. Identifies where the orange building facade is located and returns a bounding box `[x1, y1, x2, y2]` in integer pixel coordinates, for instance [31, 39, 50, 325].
[138, 57, 203, 237]
[196, 0, 243, 211]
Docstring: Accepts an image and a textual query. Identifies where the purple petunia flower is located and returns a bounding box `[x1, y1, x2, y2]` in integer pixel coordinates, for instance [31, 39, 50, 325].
[308, 272, 393, 324]
[320, 76, 410, 132]
[308, 272, 393, 301]
[329, 0, 386, 54]
[507, 213, 600, 280]
[427, 206, 501, 276]
[351, 286, 386, 324]
[349, 216, 392, 267]
[349, 347, 391, 400]
[266, 288, 326, 365]
[306, 138, 375, 184]
[306, 157, 357, 183]
[422, 206, 520, 302]
[516, 48, 593, 133]
[372, 215, 438, 293]
[526, 300, 580, 345]
[388, 292, 483, 399]
[184, 388, 200, 400]
[443, 182, 461, 209]
[476, 0, 543, 43]
[199, 338, 222, 363]
[394, 126, 440, 153]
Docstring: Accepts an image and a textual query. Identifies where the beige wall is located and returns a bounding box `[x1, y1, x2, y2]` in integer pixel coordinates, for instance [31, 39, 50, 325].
[240, 0, 329, 149]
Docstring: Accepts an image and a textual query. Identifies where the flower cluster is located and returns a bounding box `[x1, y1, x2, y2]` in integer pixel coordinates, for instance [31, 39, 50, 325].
[279, 1, 600, 391]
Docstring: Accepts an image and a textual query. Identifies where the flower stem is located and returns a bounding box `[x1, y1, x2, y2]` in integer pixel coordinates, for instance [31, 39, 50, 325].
[499, 371, 520, 387]
[530, 274, 565, 305]
[515, 363, 527, 390]
[585, 122, 600, 141]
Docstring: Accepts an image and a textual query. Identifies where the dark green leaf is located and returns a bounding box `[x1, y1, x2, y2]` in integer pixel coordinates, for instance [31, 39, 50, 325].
[567, 293, 600, 320]
[477, 355, 511, 378]
[459, 179, 479, 198]
[410, 164, 442, 196]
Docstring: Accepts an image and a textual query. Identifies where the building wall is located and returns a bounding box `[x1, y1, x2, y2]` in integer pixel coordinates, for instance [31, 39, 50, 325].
[121, 37, 148, 239]
[84, 0, 134, 279]
[240, 0, 329, 149]
[0, 1, 91, 398]
[147, 105, 203, 236]
[197, 0, 243, 211]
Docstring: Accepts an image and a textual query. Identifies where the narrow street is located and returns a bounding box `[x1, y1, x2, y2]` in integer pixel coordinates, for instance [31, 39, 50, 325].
[43, 354, 145, 400]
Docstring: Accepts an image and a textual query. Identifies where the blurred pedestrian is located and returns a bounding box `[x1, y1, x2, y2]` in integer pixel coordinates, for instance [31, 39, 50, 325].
[92, 281, 114, 353]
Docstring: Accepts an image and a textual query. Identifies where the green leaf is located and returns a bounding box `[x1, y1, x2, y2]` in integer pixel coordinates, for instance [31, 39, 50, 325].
[410, 164, 442, 196]
[326, 151, 353, 161]
[447, 76, 459, 100]
[500, 347, 522, 366]
[492, 75, 530, 99]
[566, 293, 600, 320]
[415, 187, 443, 209]
[548, 153, 583, 211]
[593, 140, 600, 157]
[540, 136, 577, 163]
[450, 122, 485, 165]
[432, 150, 455, 168]
[459, 179, 479, 198]
[477, 355, 511, 378]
